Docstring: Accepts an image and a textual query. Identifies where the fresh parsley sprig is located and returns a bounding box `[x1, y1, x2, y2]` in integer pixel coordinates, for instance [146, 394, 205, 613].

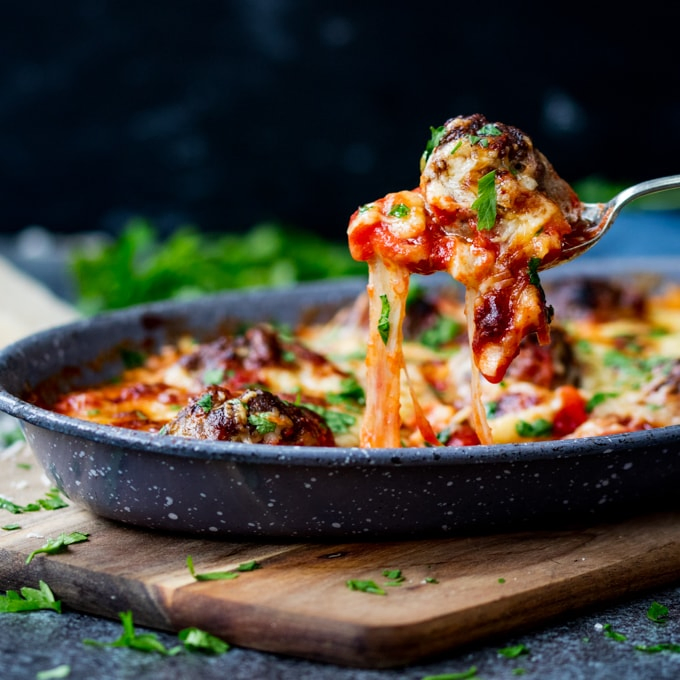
[0, 580, 61, 613]
[471, 170, 497, 231]
[25, 531, 89, 565]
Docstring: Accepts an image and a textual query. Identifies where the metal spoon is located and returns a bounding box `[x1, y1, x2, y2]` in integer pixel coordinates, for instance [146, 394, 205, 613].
[556, 174, 680, 264]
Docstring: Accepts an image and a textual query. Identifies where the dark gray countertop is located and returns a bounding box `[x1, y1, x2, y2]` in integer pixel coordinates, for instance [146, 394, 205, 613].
[3, 209, 680, 679]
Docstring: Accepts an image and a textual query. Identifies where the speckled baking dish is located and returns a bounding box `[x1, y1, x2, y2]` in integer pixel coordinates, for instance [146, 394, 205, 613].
[1, 259, 680, 539]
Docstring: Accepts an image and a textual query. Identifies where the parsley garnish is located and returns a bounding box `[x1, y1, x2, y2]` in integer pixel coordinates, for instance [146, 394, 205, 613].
[586, 392, 618, 412]
[248, 412, 278, 435]
[421, 667, 479, 680]
[471, 170, 497, 230]
[196, 393, 213, 413]
[178, 627, 230, 654]
[304, 403, 356, 434]
[187, 555, 261, 581]
[450, 140, 463, 155]
[25, 531, 89, 565]
[603, 623, 627, 642]
[378, 294, 391, 344]
[515, 418, 553, 438]
[477, 123, 502, 137]
[647, 601, 669, 623]
[0, 488, 68, 515]
[420, 316, 461, 349]
[36, 665, 71, 680]
[326, 377, 366, 406]
[0, 580, 61, 613]
[84, 610, 183, 655]
[202, 368, 224, 385]
[498, 643, 529, 659]
[120, 348, 146, 369]
[422, 125, 447, 164]
[527, 257, 542, 287]
[346, 579, 386, 595]
[388, 203, 410, 218]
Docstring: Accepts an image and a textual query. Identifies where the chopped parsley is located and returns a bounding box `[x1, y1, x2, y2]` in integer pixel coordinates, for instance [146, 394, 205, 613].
[202, 368, 225, 385]
[388, 203, 410, 218]
[187, 554, 260, 581]
[421, 125, 447, 165]
[471, 170, 497, 230]
[326, 377, 366, 407]
[178, 627, 230, 654]
[346, 579, 386, 595]
[247, 412, 278, 435]
[603, 623, 627, 642]
[586, 392, 619, 412]
[515, 418, 553, 438]
[378, 294, 391, 344]
[25, 531, 89, 565]
[420, 316, 461, 349]
[196, 393, 214, 413]
[0, 580, 61, 613]
[36, 665, 71, 680]
[0, 488, 68, 515]
[421, 667, 479, 680]
[304, 403, 356, 434]
[84, 610, 183, 655]
[120, 348, 146, 369]
[647, 601, 669, 623]
[498, 643, 529, 659]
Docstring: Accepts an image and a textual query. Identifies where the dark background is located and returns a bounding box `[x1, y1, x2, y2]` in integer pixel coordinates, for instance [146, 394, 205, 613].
[0, 1, 678, 242]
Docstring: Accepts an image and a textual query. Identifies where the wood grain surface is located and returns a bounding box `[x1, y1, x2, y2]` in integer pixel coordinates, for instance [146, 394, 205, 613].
[3, 444, 680, 668]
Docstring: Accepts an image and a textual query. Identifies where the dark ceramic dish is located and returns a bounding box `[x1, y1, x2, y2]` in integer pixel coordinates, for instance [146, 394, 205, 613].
[1, 259, 680, 539]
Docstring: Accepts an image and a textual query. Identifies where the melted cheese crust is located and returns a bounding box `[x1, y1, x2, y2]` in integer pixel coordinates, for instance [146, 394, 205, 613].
[45, 277, 680, 448]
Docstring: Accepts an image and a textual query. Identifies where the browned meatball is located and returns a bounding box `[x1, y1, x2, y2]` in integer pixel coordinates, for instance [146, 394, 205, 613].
[163, 385, 335, 446]
[504, 325, 581, 389]
[547, 278, 646, 322]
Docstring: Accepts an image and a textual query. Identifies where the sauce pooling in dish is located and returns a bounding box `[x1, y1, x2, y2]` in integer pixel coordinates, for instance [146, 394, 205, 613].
[347, 113, 590, 446]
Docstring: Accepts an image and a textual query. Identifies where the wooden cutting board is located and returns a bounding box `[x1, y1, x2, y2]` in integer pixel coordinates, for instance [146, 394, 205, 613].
[3, 447, 680, 669]
[2, 254, 680, 668]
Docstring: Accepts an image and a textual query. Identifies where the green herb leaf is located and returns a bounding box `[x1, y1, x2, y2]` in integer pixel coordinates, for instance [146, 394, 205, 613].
[120, 348, 146, 369]
[36, 664, 71, 680]
[586, 392, 619, 412]
[202, 368, 225, 385]
[420, 316, 461, 349]
[2, 523, 21, 531]
[422, 125, 447, 163]
[303, 403, 356, 434]
[603, 623, 627, 642]
[635, 642, 680, 653]
[326, 377, 366, 407]
[70, 220, 366, 314]
[647, 601, 670, 624]
[477, 123, 502, 137]
[528, 257, 542, 287]
[25, 531, 89, 565]
[421, 667, 479, 680]
[498, 643, 529, 659]
[471, 170, 497, 230]
[388, 203, 410, 218]
[515, 418, 553, 438]
[0, 580, 61, 613]
[196, 393, 213, 414]
[84, 610, 183, 655]
[248, 412, 278, 435]
[178, 627, 230, 654]
[378, 294, 391, 344]
[186, 555, 260, 581]
[346, 579, 386, 595]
